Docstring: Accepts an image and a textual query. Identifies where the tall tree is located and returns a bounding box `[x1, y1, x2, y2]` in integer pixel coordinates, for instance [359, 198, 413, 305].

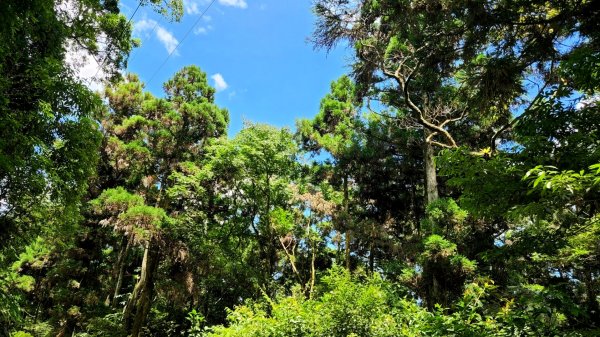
[0, 0, 183, 244]
[312, 0, 600, 308]
[96, 66, 228, 336]
[297, 75, 360, 270]
[193, 124, 299, 293]
[0, 1, 182, 332]
[312, 0, 598, 204]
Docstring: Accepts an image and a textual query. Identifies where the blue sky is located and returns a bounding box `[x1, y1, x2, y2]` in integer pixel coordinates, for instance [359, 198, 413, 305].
[122, 0, 350, 136]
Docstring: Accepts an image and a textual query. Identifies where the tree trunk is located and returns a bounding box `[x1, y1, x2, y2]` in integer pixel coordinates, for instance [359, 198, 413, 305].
[309, 243, 316, 299]
[430, 275, 441, 311]
[368, 222, 375, 275]
[424, 132, 439, 205]
[107, 234, 133, 307]
[584, 269, 600, 323]
[265, 173, 276, 285]
[113, 235, 133, 306]
[123, 237, 160, 337]
[336, 233, 342, 265]
[424, 132, 443, 310]
[343, 175, 351, 271]
[280, 238, 304, 287]
[345, 232, 351, 270]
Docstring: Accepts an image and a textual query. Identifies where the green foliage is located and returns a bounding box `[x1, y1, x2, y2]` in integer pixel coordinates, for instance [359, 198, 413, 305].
[423, 199, 468, 235]
[524, 164, 600, 197]
[0, 0, 181, 259]
[438, 148, 527, 218]
[119, 205, 169, 229]
[296, 75, 358, 157]
[203, 267, 548, 337]
[90, 187, 145, 213]
[270, 208, 294, 235]
[416, 235, 477, 308]
[10, 237, 52, 272]
[187, 310, 206, 337]
[0, 2, 181, 331]
[10, 275, 35, 293]
[203, 267, 408, 337]
[10, 332, 33, 337]
[90, 65, 230, 336]
[2, 0, 600, 336]
[559, 47, 600, 94]
[74, 313, 126, 337]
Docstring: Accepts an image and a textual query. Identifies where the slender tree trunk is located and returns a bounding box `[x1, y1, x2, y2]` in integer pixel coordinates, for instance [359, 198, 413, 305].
[584, 269, 599, 323]
[410, 180, 418, 235]
[280, 238, 304, 287]
[309, 243, 316, 299]
[265, 173, 276, 285]
[430, 275, 441, 311]
[123, 179, 165, 335]
[336, 233, 341, 264]
[424, 132, 443, 310]
[123, 237, 160, 337]
[33, 268, 44, 322]
[345, 232, 351, 270]
[105, 235, 128, 306]
[424, 132, 439, 205]
[368, 222, 375, 275]
[203, 291, 209, 322]
[343, 175, 351, 271]
[112, 235, 133, 307]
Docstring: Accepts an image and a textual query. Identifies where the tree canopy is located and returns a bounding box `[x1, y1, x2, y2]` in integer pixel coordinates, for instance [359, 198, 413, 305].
[1, 0, 599, 336]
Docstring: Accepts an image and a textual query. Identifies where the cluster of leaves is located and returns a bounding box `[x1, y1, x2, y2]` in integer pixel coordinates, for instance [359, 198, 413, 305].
[203, 267, 582, 337]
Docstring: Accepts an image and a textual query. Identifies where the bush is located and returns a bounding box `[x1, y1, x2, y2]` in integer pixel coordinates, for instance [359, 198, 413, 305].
[200, 267, 513, 337]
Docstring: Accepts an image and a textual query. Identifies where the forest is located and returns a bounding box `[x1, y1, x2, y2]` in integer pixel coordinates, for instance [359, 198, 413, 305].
[1, 0, 599, 336]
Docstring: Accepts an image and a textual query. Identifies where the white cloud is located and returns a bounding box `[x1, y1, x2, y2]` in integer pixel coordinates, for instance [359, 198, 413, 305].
[576, 95, 599, 110]
[218, 0, 247, 9]
[211, 73, 228, 92]
[193, 24, 213, 35]
[194, 27, 208, 35]
[135, 19, 179, 55]
[134, 19, 156, 34]
[194, 27, 209, 35]
[184, 0, 200, 14]
[186, 0, 248, 12]
[65, 40, 105, 92]
[156, 26, 179, 55]
[58, 0, 106, 91]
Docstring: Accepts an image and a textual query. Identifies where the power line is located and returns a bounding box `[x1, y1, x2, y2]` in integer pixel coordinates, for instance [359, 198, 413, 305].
[93, 2, 143, 79]
[146, 0, 218, 86]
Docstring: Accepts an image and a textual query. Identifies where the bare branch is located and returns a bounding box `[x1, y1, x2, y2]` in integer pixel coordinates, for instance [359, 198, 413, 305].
[430, 140, 455, 149]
